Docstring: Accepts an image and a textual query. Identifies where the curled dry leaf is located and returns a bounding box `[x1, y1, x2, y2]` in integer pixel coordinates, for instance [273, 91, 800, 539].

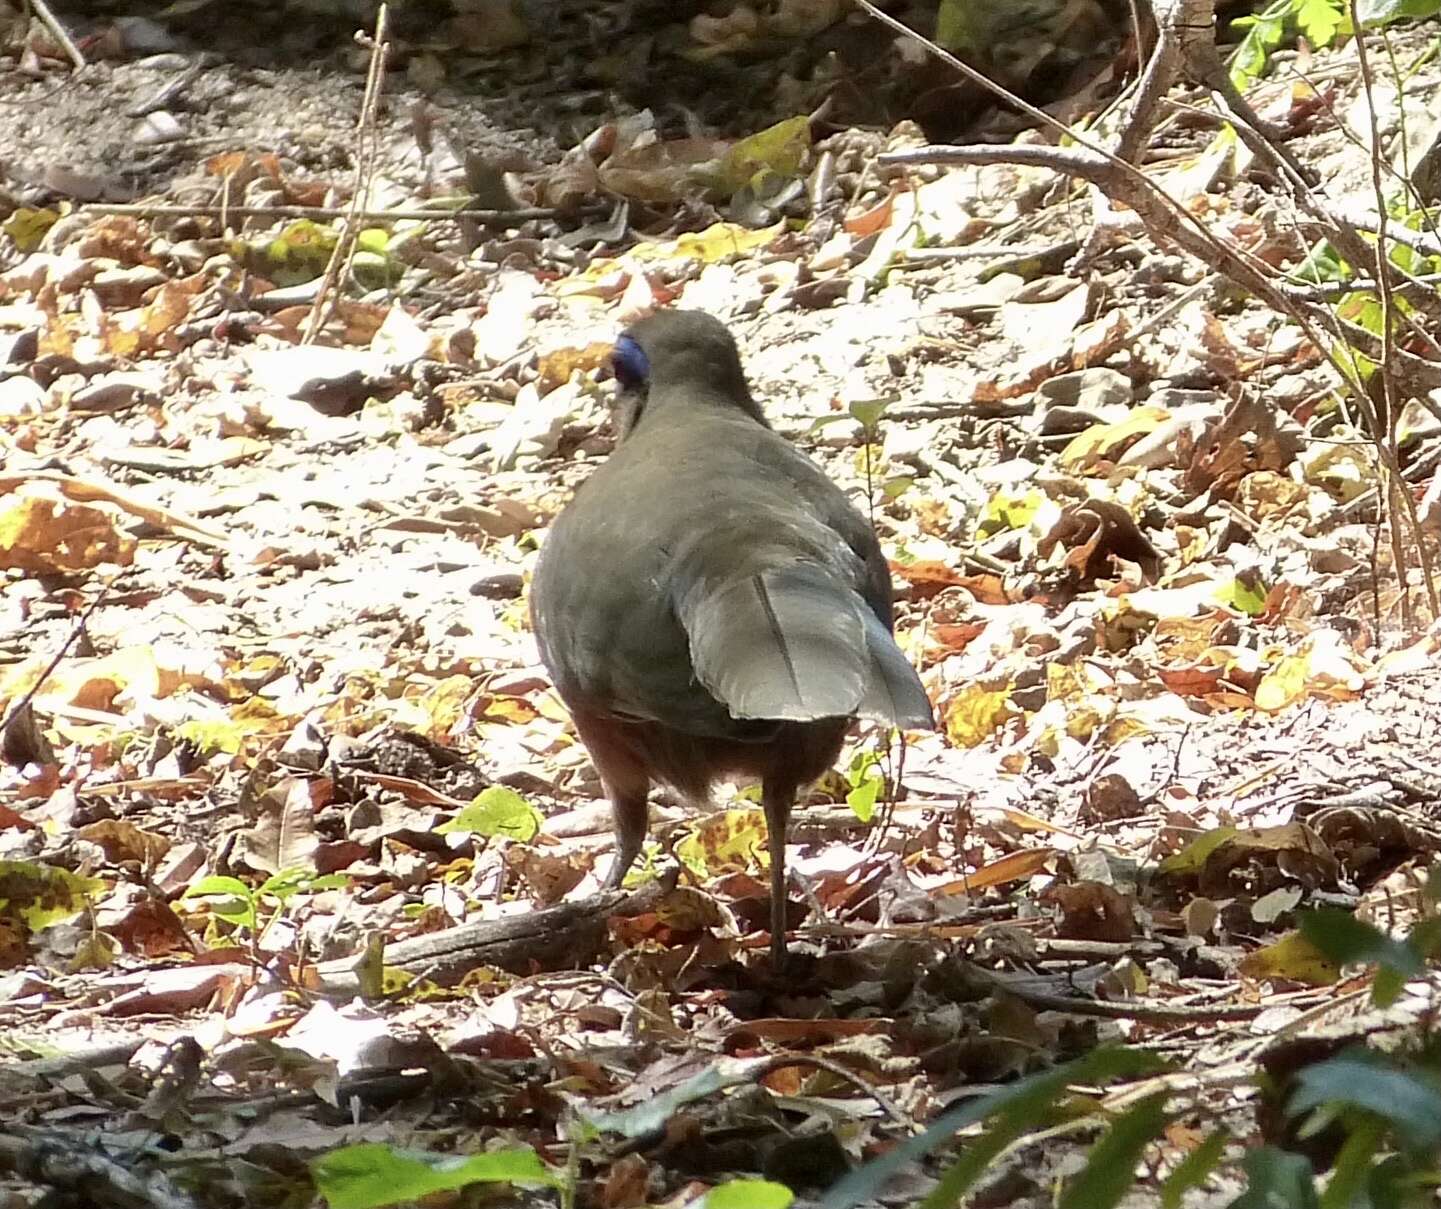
[1038, 498, 1161, 583]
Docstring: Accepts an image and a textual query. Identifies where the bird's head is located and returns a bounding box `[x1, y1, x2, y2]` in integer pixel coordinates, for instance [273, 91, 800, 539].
[610, 310, 768, 439]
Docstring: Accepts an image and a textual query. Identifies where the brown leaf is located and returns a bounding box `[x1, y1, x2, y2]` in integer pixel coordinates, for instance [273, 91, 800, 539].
[1039, 499, 1160, 583]
[937, 847, 1055, 894]
[1045, 880, 1137, 941]
[0, 495, 135, 573]
[244, 776, 325, 875]
[77, 820, 171, 867]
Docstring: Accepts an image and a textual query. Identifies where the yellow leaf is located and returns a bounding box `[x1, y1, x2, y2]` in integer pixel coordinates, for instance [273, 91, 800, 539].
[0, 860, 105, 930]
[977, 488, 1045, 538]
[944, 683, 1015, 748]
[482, 696, 538, 725]
[175, 697, 283, 754]
[1060, 406, 1171, 470]
[70, 931, 118, 971]
[1255, 652, 1310, 712]
[654, 885, 725, 930]
[715, 115, 811, 193]
[4, 206, 61, 252]
[676, 809, 768, 877]
[0, 496, 135, 573]
[629, 220, 785, 266]
[1239, 931, 1341, 986]
[1101, 715, 1151, 745]
[415, 674, 475, 738]
[1158, 827, 1239, 877]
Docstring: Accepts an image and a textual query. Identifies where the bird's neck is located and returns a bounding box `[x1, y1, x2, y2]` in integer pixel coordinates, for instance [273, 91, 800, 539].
[643, 374, 771, 430]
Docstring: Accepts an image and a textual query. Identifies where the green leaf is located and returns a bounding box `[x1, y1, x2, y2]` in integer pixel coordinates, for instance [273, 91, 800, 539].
[437, 786, 542, 842]
[1229, 30, 1270, 88]
[846, 749, 879, 789]
[258, 867, 317, 903]
[1160, 1129, 1228, 1209]
[1289, 1050, 1441, 1150]
[312, 1143, 556, 1209]
[846, 775, 881, 824]
[848, 397, 891, 432]
[821, 1048, 1170, 1209]
[1214, 575, 1267, 616]
[703, 1180, 794, 1209]
[1297, 909, 1422, 979]
[1330, 339, 1378, 384]
[1363, 1154, 1416, 1209]
[845, 751, 883, 822]
[587, 1062, 738, 1138]
[255, 218, 338, 284]
[1227, 1146, 1318, 1209]
[1406, 916, 1441, 961]
[934, 0, 981, 51]
[1294, 0, 1349, 46]
[977, 489, 1044, 538]
[845, 750, 884, 822]
[1318, 1116, 1385, 1209]
[1371, 964, 1406, 1007]
[351, 249, 403, 289]
[716, 115, 812, 195]
[921, 1115, 1028, 1209]
[183, 875, 258, 929]
[1157, 828, 1238, 878]
[2, 206, 60, 253]
[1291, 241, 1348, 284]
[205, 900, 257, 929]
[1424, 863, 1441, 905]
[1060, 1093, 1170, 1209]
[1355, 0, 1441, 28]
[1227, 10, 1286, 88]
[1338, 293, 1386, 337]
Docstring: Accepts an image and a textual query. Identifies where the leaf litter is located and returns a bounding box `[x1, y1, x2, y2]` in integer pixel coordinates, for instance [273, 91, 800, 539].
[2, 4, 1441, 1207]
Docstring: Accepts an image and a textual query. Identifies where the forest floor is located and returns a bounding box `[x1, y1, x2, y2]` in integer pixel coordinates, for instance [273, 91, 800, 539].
[3, 5, 1441, 1209]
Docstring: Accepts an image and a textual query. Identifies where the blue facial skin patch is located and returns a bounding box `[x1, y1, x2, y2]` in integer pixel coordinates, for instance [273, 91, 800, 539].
[612, 334, 650, 389]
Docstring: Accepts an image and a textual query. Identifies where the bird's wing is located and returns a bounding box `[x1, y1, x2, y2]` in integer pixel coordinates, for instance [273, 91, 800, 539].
[680, 559, 931, 730]
[681, 563, 869, 721]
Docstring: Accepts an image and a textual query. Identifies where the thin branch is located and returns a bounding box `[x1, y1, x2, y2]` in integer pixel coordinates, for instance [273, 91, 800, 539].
[303, 6, 392, 343]
[79, 202, 595, 226]
[29, 0, 84, 71]
[0, 581, 112, 743]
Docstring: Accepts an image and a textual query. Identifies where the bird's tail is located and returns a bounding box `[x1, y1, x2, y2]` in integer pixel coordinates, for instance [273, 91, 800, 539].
[680, 565, 933, 730]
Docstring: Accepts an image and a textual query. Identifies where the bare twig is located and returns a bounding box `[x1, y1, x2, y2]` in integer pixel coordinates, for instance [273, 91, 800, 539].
[29, 0, 84, 71]
[863, 1, 1441, 403]
[0, 582, 111, 749]
[79, 201, 590, 226]
[303, 6, 392, 344]
[859, 0, 1441, 624]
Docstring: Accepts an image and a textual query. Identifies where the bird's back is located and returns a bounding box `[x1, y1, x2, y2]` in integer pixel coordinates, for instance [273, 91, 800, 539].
[529, 311, 931, 961]
[532, 310, 931, 804]
[534, 403, 891, 734]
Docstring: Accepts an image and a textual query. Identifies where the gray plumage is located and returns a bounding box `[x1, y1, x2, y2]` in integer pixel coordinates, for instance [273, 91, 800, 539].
[530, 309, 933, 964]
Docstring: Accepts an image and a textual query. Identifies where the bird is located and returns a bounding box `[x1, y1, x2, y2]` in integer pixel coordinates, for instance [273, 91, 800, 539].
[530, 309, 933, 965]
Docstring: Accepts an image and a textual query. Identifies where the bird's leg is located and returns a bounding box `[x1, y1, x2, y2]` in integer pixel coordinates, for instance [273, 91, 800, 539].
[761, 779, 796, 966]
[603, 784, 650, 890]
[569, 713, 652, 890]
